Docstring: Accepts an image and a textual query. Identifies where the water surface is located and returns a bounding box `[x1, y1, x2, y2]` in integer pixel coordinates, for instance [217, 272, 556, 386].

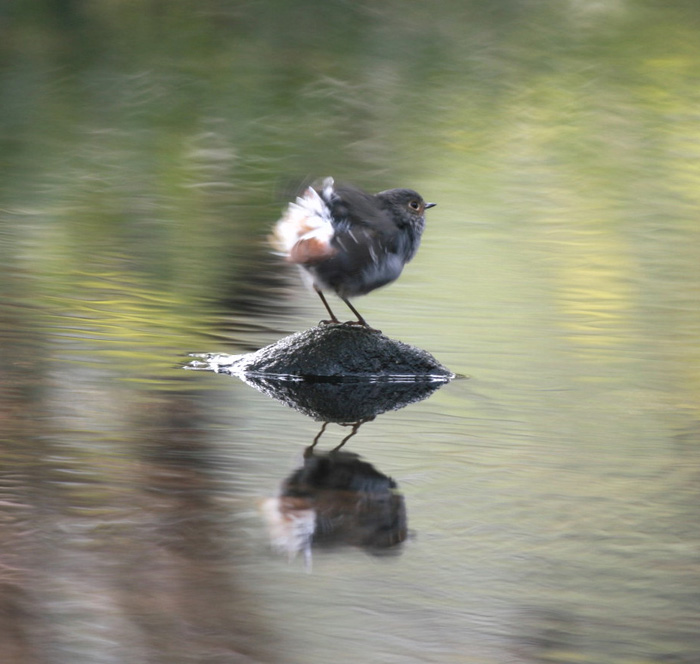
[1, 2, 699, 663]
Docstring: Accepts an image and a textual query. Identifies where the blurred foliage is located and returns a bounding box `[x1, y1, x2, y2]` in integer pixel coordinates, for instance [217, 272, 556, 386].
[1, 0, 699, 374]
[1, 4, 699, 663]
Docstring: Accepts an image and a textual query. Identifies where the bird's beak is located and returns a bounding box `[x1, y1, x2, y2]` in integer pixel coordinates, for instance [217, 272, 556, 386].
[425, 202, 437, 209]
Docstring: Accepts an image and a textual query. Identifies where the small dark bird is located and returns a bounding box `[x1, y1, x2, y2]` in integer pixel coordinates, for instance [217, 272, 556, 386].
[271, 177, 435, 327]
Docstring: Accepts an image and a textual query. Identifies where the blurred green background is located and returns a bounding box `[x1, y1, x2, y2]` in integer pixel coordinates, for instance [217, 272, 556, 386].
[1, 2, 699, 663]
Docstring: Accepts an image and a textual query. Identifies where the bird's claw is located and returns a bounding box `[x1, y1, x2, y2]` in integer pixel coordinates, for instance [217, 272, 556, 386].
[341, 320, 381, 333]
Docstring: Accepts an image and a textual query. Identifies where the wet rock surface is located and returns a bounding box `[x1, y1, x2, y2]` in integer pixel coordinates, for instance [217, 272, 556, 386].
[206, 324, 454, 379]
[186, 324, 454, 421]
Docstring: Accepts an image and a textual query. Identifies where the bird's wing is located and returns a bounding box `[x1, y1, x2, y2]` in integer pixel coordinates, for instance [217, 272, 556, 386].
[270, 184, 337, 263]
[328, 184, 399, 246]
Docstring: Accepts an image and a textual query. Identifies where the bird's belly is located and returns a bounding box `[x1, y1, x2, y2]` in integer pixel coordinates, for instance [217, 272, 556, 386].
[305, 253, 404, 298]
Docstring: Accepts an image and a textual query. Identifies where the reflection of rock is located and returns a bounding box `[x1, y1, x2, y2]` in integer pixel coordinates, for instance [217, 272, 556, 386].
[242, 374, 445, 422]
[187, 325, 453, 421]
[190, 324, 453, 379]
[261, 446, 407, 567]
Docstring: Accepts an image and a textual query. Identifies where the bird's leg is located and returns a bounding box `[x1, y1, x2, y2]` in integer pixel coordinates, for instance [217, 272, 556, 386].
[314, 287, 340, 325]
[341, 297, 371, 328]
[332, 420, 363, 451]
[305, 422, 329, 456]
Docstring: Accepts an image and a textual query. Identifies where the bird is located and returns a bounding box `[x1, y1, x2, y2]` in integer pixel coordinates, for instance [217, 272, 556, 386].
[271, 177, 435, 328]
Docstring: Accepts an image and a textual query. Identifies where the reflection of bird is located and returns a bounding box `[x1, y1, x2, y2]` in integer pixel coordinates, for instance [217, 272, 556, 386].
[271, 177, 436, 328]
[260, 445, 407, 569]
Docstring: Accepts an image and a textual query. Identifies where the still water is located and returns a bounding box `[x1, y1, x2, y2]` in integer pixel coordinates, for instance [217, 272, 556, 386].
[2, 2, 699, 663]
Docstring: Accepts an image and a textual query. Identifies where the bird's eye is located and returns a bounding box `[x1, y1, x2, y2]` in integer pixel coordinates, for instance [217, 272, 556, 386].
[408, 200, 421, 211]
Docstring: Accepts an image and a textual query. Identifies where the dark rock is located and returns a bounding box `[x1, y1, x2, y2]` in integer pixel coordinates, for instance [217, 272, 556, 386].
[205, 324, 454, 379]
[185, 324, 454, 421]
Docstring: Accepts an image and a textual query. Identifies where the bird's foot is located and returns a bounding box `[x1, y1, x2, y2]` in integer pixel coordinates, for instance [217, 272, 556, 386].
[341, 320, 382, 333]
